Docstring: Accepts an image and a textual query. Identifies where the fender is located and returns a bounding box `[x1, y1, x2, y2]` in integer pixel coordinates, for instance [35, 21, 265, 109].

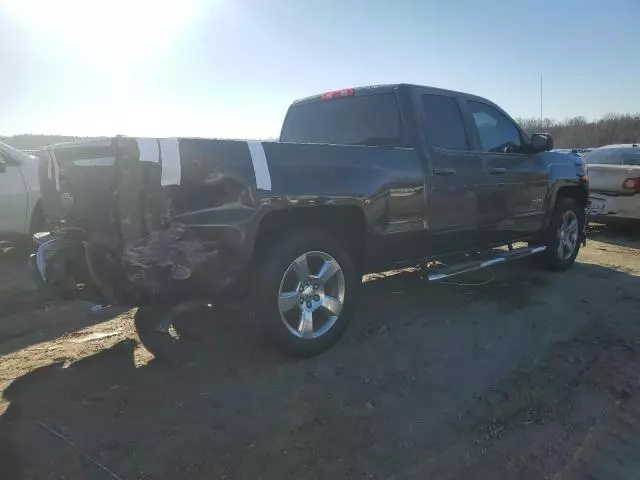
[542, 154, 589, 231]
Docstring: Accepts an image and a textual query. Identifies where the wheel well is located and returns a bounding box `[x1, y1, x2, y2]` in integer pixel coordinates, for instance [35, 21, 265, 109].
[254, 206, 366, 268]
[556, 185, 588, 209]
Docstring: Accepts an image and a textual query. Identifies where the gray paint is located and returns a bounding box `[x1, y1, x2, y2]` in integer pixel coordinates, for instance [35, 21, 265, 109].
[35, 84, 588, 307]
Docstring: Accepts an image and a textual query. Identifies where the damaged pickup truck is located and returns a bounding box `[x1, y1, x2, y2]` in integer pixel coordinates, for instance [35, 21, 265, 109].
[33, 84, 589, 357]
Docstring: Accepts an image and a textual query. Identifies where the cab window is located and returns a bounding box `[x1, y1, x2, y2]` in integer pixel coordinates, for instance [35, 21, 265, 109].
[469, 101, 523, 153]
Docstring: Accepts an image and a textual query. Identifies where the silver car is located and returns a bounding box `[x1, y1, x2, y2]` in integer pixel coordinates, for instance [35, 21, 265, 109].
[584, 144, 640, 222]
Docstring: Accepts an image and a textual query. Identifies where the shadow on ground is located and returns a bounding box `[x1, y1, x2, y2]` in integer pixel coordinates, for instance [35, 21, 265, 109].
[588, 221, 640, 249]
[2, 259, 640, 479]
[0, 244, 123, 357]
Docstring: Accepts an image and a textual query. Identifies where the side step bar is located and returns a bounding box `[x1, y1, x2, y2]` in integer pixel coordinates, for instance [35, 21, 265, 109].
[426, 245, 547, 281]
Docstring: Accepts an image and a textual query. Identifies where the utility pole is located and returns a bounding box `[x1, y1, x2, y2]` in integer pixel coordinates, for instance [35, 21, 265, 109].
[540, 74, 543, 121]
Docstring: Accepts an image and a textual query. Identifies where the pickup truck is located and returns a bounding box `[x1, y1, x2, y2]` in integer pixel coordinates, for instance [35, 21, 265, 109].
[0, 142, 44, 239]
[33, 84, 589, 357]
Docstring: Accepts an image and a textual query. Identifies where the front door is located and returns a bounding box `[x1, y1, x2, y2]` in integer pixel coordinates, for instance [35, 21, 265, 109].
[465, 100, 547, 243]
[0, 152, 27, 235]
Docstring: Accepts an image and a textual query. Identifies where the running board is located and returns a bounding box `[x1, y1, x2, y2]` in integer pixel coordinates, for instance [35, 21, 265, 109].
[426, 246, 547, 281]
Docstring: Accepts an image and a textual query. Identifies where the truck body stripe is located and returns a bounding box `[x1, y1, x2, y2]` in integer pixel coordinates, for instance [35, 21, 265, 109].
[136, 137, 182, 186]
[136, 138, 160, 163]
[247, 141, 271, 191]
[49, 149, 61, 191]
[159, 138, 181, 186]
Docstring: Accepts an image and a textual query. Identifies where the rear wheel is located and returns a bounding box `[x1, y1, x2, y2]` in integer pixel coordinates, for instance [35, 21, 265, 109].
[538, 197, 584, 271]
[254, 230, 358, 357]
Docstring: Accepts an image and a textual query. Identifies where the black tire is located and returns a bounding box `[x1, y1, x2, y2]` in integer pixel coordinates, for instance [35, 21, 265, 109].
[134, 306, 186, 361]
[254, 229, 359, 357]
[538, 197, 584, 271]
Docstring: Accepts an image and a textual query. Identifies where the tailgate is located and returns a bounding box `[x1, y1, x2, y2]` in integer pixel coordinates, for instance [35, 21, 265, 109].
[36, 137, 222, 305]
[39, 139, 119, 243]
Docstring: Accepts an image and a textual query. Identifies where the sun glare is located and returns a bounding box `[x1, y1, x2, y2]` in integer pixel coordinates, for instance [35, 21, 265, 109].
[4, 0, 208, 69]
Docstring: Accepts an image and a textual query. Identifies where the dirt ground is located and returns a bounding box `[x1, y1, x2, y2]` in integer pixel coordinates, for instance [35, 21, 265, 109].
[1, 226, 640, 480]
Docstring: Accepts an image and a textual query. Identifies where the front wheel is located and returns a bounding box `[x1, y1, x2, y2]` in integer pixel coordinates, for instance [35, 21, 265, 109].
[254, 230, 359, 357]
[538, 197, 584, 271]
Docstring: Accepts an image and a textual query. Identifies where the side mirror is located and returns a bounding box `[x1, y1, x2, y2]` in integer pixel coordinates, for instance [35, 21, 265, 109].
[530, 133, 553, 152]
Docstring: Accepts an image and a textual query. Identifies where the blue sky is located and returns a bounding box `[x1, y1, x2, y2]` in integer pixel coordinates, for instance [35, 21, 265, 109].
[1, 0, 639, 138]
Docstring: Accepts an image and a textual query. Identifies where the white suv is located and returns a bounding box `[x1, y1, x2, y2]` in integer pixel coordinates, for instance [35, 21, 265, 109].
[0, 142, 43, 238]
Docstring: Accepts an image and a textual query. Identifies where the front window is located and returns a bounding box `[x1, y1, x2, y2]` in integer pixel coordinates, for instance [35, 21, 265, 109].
[469, 101, 522, 153]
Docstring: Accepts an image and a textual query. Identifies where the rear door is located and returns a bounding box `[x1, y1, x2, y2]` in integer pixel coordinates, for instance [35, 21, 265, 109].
[464, 100, 547, 242]
[418, 91, 485, 253]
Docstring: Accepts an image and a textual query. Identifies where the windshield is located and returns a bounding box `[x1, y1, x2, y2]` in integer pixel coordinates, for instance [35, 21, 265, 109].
[280, 94, 402, 146]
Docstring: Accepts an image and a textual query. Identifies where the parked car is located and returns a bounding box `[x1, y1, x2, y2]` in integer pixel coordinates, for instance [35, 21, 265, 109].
[33, 84, 589, 357]
[0, 142, 44, 238]
[583, 144, 640, 222]
[552, 148, 592, 157]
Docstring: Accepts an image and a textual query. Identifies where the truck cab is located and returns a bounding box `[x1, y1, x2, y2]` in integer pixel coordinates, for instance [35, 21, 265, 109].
[280, 84, 586, 265]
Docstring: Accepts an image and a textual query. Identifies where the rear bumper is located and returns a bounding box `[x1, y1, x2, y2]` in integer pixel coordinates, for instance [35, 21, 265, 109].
[29, 232, 107, 304]
[30, 226, 251, 307]
[589, 193, 640, 220]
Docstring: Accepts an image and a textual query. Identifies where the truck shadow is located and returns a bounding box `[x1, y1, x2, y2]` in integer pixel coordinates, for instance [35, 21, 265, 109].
[588, 222, 640, 249]
[1, 260, 639, 479]
[0, 245, 125, 357]
[0, 244, 42, 317]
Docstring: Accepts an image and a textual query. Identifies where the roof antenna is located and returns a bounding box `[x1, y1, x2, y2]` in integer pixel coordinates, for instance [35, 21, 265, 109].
[539, 74, 543, 121]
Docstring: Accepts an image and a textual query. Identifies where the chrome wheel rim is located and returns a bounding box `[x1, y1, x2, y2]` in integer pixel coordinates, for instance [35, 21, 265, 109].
[557, 210, 579, 260]
[278, 251, 345, 339]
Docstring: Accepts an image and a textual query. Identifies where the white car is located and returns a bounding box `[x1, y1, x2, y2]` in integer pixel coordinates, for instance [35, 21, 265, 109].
[0, 142, 44, 238]
[584, 144, 640, 222]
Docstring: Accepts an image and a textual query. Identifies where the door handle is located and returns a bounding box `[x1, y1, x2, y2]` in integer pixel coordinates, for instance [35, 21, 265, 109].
[489, 167, 507, 174]
[433, 167, 456, 176]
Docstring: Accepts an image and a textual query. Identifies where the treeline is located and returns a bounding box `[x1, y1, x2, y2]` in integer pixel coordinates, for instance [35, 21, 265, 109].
[517, 114, 640, 149]
[0, 134, 273, 151]
[0, 134, 98, 150]
[3, 114, 640, 151]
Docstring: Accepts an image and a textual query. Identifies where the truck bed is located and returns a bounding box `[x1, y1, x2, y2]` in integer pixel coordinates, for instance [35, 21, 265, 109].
[37, 137, 424, 305]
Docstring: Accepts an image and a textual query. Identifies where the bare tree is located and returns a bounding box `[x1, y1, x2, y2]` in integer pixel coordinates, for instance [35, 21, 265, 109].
[516, 114, 640, 148]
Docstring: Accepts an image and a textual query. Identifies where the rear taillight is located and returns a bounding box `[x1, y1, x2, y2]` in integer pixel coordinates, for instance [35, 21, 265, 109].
[622, 177, 640, 192]
[320, 88, 354, 100]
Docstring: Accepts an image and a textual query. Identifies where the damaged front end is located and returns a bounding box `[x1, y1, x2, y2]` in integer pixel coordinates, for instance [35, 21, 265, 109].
[33, 137, 254, 307]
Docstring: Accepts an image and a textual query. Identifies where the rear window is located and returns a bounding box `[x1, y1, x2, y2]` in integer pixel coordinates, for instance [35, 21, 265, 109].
[622, 149, 640, 165]
[582, 148, 640, 165]
[280, 93, 402, 147]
